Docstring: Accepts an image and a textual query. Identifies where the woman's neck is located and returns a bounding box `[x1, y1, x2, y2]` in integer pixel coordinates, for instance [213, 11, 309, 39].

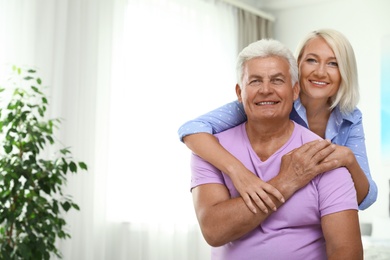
[300, 95, 332, 138]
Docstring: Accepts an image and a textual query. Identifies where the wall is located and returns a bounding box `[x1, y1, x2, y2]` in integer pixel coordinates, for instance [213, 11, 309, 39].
[269, 0, 390, 233]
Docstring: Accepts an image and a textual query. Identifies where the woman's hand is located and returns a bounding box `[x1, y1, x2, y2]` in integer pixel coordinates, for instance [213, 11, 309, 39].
[230, 167, 284, 214]
[321, 144, 352, 168]
[230, 139, 338, 214]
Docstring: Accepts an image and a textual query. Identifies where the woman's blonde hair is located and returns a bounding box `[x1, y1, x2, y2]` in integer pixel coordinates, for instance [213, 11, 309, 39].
[295, 29, 359, 114]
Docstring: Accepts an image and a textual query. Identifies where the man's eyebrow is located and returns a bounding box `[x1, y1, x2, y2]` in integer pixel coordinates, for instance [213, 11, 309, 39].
[270, 72, 286, 78]
[248, 74, 263, 79]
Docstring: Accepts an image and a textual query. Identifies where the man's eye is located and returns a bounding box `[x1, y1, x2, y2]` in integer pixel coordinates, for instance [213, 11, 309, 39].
[249, 80, 261, 86]
[272, 78, 284, 84]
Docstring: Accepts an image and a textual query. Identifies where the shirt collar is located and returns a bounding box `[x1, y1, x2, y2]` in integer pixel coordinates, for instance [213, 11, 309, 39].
[294, 97, 359, 139]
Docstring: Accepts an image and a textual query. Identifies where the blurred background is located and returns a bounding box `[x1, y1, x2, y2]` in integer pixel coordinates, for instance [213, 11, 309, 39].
[0, 0, 389, 259]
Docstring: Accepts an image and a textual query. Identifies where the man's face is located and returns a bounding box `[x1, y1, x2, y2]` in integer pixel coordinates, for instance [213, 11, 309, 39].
[236, 56, 299, 122]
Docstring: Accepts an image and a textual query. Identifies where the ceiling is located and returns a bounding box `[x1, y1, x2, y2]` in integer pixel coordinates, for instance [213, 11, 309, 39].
[235, 0, 335, 11]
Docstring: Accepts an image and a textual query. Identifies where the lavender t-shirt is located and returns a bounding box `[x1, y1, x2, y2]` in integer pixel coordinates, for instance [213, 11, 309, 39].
[190, 121, 358, 260]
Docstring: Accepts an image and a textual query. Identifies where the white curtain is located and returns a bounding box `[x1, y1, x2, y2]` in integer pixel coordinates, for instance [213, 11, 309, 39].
[0, 0, 238, 259]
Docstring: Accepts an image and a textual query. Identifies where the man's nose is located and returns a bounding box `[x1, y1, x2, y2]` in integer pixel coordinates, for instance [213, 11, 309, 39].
[258, 81, 272, 93]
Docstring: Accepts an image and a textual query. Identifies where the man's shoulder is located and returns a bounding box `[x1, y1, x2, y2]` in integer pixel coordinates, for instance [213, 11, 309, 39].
[293, 121, 323, 143]
[215, 123, 245, 138]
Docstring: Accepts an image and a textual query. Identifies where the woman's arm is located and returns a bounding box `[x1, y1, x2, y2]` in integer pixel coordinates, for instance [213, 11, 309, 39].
[179, 100, 284, 213]
[185, 133, 283, 213]
[324, 114, 377, 210]
[178, 100, 246, 141]
[347, 119, 378, 209]
[178, 101, 283, 213]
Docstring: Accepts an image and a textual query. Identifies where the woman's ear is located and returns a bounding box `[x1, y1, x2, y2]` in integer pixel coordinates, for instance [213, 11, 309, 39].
[292, 82, 300, 101]
[236, 84, 242, 102]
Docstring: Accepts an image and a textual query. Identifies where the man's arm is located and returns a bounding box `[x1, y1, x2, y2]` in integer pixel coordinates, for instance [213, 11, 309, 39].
[321, 210, 363, 259]
[192, 139, 339, 246]
[192, 183, 273, 247]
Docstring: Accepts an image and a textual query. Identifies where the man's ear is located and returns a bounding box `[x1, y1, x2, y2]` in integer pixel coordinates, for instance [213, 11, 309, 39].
[292, 82, 300, 101]
[236, 84, 242, 102]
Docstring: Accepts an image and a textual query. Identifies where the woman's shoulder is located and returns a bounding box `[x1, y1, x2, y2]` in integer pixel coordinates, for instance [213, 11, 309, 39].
[335, 106, 362, 124]
[350, 107, 362, 116]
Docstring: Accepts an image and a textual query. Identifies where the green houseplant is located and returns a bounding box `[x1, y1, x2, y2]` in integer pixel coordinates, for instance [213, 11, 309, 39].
[0, 66, 87, 259]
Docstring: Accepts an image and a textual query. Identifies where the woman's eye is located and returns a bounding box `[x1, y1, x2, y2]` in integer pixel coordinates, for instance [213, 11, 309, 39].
[328, 61, 338, 67]
[306, 58, 317, 63]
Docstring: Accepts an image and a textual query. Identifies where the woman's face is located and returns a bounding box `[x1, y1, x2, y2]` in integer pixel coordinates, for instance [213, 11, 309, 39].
[298, 37, 341, 103]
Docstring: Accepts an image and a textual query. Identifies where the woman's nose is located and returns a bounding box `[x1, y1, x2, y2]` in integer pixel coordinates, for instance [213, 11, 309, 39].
[314, 63, 327, 77]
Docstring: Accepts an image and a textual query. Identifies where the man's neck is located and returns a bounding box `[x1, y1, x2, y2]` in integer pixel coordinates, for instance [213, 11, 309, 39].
[245, 120, 294, 161]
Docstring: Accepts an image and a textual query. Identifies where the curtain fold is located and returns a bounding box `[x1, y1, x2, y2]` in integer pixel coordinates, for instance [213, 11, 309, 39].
[237, 9, 274, 54]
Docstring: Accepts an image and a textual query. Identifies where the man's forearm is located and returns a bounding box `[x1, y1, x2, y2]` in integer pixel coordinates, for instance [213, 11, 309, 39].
[198, 176, 295, 247]
[198, 193, 282, 247]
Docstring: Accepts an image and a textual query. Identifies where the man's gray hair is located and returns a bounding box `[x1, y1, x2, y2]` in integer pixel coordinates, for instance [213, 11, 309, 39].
[236, 39, 298, 87]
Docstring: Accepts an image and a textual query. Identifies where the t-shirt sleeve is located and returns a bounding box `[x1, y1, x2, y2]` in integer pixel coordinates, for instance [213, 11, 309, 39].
[317, 167, 358, 217]
[190, 153, 225, 191]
